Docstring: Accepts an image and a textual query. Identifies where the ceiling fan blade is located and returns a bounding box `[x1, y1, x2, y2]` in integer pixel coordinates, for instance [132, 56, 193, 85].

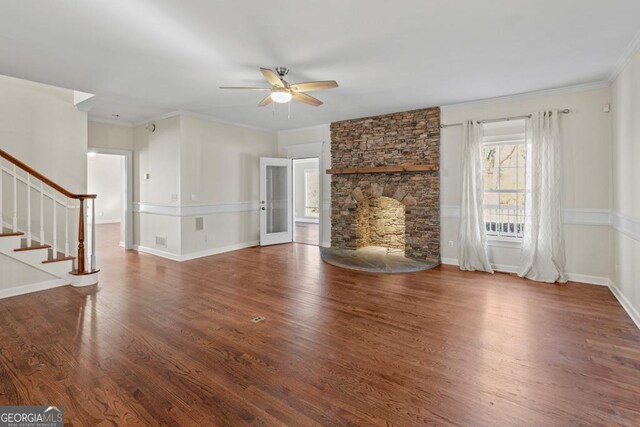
[219, 86, 271, 91]
[290, 81, 338, 92]
[292, 92, 323, 107]
[258, 95, 273, 107]
[260, 68, 285, 87]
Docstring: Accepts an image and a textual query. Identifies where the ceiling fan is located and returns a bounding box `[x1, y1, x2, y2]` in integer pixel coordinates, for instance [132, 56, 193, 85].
[220, 67, 338, 107]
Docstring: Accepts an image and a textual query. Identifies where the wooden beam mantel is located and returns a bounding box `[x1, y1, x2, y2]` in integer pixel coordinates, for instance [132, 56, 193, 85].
[326, 164, 438, 175]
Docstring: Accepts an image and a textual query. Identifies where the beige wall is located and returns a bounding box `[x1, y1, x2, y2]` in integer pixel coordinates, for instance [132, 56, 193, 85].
[88, 121, 134, 151]
[131, 114, 277, 258]
[87, 153, 124, 224]
[440, 86, 612, 281]
[0, 74, 87, 193]
[611, 48, 640, 323]
[179, 115, 277, 255]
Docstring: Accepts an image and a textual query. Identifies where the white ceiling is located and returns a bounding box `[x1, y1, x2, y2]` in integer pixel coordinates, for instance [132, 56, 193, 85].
[1, 0, 639, 131]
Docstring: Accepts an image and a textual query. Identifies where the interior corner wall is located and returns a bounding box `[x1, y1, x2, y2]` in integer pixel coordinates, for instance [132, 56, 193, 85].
[132, 114, 277, 260]
[277, 124, 332, 246]
[0, 74, 88, 193]
[440, 86, 612, 282]
[133, 115, 182, 256]
[610, 48, 640, 324]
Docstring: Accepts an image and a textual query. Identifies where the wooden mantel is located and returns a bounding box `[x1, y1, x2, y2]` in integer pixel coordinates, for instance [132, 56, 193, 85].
[326, 164, 438, 175]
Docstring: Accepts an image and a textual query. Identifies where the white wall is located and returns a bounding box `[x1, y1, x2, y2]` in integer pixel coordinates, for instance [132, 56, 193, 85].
[87, 153, 124, 224]
[277, 124, 331, 246]
[440, 85, 612, 283]
[0, 74, 87, 193]
[293, 158, 319, 223]
[0, 253, 57, 295]
[610, 48, 640, 325]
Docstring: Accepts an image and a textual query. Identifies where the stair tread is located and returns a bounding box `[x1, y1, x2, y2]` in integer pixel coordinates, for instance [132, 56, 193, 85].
[14, 244, 51, 252]
[0, 227, 24, 237]
[43, 256, 75, 264]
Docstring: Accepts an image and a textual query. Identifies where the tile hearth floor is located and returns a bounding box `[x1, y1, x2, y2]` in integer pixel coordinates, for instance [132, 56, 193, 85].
[320, 246, 438, 273]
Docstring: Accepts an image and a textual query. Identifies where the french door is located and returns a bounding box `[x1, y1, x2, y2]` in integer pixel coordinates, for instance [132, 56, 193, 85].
[259, 157, 292, 246]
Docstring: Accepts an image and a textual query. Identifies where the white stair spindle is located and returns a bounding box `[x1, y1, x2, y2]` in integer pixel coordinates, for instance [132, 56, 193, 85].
[0, 162, 3, 229]
[39, 181, 44, 245]
[91, 198, 96, 271]
[52, 195, 58, 255]
[12, 164, 17, 232]
[65, 203, 69, 257]
[27, 174, 31, 245]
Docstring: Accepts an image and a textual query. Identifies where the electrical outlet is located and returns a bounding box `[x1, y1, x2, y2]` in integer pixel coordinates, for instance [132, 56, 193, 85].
[171, 193, 178, 202]
[448, 240, 454, 248]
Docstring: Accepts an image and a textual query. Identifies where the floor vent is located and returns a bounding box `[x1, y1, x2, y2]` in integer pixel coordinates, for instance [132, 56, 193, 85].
[251, 316, 266, 323]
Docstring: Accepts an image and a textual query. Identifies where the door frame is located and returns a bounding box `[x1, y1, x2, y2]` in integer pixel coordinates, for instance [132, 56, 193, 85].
[87, 147, 134, 249]
[283, 142, 325, 247]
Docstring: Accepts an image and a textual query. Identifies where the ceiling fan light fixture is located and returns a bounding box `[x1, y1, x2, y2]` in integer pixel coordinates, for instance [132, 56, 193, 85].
[270, 90, 292, 103]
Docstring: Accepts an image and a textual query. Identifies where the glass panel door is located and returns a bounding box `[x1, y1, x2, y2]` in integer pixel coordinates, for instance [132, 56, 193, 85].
[260, 158, 292, 245]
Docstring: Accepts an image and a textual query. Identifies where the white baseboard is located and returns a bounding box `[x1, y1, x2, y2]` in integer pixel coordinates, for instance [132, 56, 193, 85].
[0, 279, 66, 299]
[321, 241, 331, 248]
[295, 218, 319, 224]
[440, 257, 608, 286]
[608, 280, 640, 330]
[134, 240, 260, 262]
[93, 219, 121, 225]
[119, 241, 125, 248]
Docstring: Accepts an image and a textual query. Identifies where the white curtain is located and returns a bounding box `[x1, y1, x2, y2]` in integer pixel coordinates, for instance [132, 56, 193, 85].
[458, 120, 493, 273]
[518, 110, 567, 283]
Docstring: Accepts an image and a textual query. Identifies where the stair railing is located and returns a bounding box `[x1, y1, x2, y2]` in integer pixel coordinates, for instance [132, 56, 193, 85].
[0, 148, 97, 274]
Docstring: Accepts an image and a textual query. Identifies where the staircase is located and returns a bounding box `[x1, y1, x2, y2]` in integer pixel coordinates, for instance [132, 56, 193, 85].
[0, 149, 99, 298]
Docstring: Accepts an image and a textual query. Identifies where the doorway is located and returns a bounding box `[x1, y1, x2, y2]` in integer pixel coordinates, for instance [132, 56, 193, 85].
[292, 158, 320, 246]
[87, 149, 133, 251]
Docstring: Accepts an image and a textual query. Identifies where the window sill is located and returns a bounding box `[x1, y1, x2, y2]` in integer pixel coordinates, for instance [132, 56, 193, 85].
[487, 237, 523, 248]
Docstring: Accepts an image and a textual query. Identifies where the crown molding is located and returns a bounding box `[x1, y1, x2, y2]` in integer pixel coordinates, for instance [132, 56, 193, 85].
[133, 110, 276, 134]
[440, 80, 610, 112]
[609, 29, 640, 83]
[88, 117, 134, 128]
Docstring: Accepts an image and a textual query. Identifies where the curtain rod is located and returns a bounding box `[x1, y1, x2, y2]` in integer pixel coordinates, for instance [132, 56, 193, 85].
[440, 109, 570, 128]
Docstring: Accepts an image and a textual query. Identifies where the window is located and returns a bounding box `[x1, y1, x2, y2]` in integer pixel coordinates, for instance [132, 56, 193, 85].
[482, 120, 528, 239]
[304, 169, 320, 217]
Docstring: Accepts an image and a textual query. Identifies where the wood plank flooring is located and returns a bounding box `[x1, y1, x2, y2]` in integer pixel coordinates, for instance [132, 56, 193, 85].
[0, 223, 639, 425]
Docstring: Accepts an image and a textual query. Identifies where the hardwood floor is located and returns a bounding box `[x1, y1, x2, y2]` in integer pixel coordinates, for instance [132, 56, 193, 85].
[1, 223, 639, 425]
[295, 221, 319, 246]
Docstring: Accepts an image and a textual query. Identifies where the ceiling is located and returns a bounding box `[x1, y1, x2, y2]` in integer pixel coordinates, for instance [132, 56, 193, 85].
[1, 0, 639, 131]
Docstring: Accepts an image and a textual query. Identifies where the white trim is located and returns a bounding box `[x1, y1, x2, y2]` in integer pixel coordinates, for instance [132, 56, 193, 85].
[440, 205, 612, 227]
[0, 279, 66, 300]
[563, 208, 612, 226]
[612, 212, 640, 242]
[93, 219, 120, 225]
[295, 218, 319, 224]
[134, 201, 259, 217]
[321, 241, 331, 248]
[440, 258, 608, 286]
[134, 240, 259, 262]
[132, 110, 276, 134]
[609, 29, 640, 82]
[440, 81, 610, 112]
[88, 117, 134, 128]
[609, 280, 640, 330]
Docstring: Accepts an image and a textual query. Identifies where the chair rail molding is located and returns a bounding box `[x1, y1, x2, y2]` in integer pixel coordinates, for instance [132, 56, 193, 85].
[134, 201, 260, 217]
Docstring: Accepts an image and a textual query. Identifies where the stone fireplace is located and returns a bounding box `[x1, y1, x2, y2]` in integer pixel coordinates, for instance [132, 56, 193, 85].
[328, 107, 440, 262]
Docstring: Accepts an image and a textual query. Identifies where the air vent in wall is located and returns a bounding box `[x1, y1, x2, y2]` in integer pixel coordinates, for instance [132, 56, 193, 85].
[155, 236, 167, 247]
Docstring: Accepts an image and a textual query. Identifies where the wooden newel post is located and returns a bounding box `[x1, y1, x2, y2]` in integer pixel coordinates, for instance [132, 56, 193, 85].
[77, 197, 85, 273]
